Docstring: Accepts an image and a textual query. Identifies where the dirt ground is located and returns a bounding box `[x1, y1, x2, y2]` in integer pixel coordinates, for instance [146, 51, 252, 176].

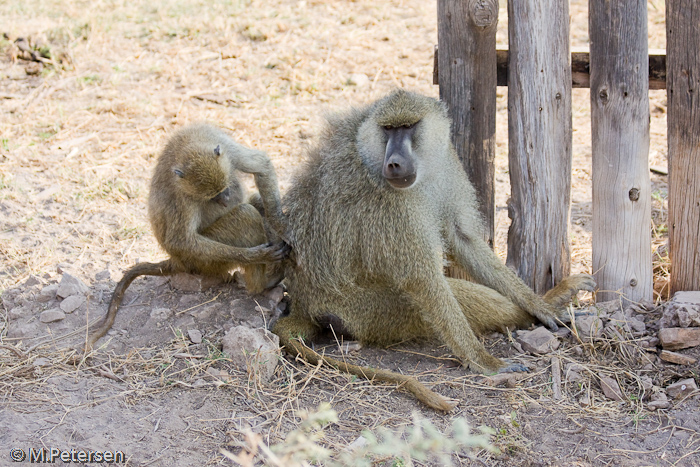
[2, 0, 699, 466]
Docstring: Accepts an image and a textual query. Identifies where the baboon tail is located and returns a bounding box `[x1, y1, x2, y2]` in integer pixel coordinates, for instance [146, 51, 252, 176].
[283, 337, 458, 412]
[86, 260, 177, 350]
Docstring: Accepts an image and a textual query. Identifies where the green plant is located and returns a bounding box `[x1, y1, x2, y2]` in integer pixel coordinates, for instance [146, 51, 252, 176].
[222, 403, 495, 467]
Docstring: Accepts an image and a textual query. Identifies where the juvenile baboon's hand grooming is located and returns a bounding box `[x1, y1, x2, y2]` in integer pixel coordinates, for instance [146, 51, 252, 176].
[87, 123, 288, 350]
[272, 90, 594, 410]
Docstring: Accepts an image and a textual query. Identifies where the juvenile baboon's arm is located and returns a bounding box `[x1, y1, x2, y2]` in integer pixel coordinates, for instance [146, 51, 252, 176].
[224, 143, 288, 239]
[273, 315, 457, 412]
[176, 234, 288, 265]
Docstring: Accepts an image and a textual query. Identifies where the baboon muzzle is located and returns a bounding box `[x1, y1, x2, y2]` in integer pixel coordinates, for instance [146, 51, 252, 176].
[212, 187, 231, 207]
[382, 126, 417, 188]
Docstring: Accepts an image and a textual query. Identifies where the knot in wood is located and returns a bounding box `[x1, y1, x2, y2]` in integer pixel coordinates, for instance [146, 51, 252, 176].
[598, 88, 609, 103]
[628, 187, 640, 201]
[630, 278, 638, 287]
[468, 0, 498, 28]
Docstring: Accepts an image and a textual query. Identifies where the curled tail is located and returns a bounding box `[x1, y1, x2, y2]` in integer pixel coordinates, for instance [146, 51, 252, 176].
[86, 260, 176, 350]
[278, 331, 457, 412]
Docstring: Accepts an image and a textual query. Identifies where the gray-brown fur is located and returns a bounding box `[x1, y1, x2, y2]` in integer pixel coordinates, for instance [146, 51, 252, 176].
[87, 123, 287, 349]
[272, 90, 595, 410]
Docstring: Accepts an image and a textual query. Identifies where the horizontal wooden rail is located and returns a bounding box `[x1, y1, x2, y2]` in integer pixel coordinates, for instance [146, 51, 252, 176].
[434, 47, 667, 89]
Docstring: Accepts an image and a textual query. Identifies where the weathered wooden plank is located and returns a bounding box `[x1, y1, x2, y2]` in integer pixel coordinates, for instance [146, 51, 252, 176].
[506, 0, 572, 294]
[667, 0, 700, 293]
[590, 0, 652, 303]
[437, 0, 498, 252]
[434, 48, 667, 89]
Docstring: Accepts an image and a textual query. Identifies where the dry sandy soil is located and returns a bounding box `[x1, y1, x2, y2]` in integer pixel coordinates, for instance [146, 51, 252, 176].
[2, 0, 699, 466]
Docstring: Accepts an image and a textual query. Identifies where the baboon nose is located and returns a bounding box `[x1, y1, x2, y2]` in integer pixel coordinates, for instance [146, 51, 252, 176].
[383, 154, 416, 188]
[213, 187, 231, 207]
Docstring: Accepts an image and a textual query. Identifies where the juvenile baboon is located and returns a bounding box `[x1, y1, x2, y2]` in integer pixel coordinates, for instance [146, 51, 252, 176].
[87, 123, 288, 349]
[272, 90, 595, 410]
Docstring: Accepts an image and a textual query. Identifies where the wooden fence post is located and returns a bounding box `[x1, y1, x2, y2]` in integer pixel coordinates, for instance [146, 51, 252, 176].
[506, 0, 572, 294]
[667, 0, 700, 293]
[437, 0, 498, 250]
[589, 0, 652, 303]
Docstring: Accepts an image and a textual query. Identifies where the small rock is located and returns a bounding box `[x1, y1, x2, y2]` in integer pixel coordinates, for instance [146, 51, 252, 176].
[95, 269, 111, 281]
[347, 73, 370, 87]
[192, 378, 209, 388]
[345, 436, 369, 453]
[222, 326, 280, 383]
[484, 373, 520, 388]
[38, 284, 59, 302]
[230, 298, 258, 314]
[598, 375, 625, 401]
[40, 308, 66, 323]
[575, 315, 604, 340]
[8, 306, 27, 320]
[659, 350, 698, 365]
[639, 377, 654, 395]
[339, 341, 362, 354]
[264, 286, 285, 307]
[33, 357, 51, 367]
[150, 308, 173, 320]
[56, 263, 73, 274]
[565, 369, 583, 383]
[660, 291, 700, 328]
[640, 336, 660, 348]
[57, 273, 89, 298]
[651, 391, 668, 403]
[579, 393, 591, 407]
[24, 275, 42, 287]
[647, 400, 671, 410]
[658, 327, 700, 351]
[188, 329, 203, 344]
[666, 378, 698, 399]
[60, 295, 85, 313]
[170, 273, 223, 292]
[516, 326, 560, 354]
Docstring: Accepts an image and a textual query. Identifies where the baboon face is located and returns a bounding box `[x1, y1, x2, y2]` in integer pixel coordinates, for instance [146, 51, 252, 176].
[360, 89, 451, 190]
[173, 144, 229, 203]
[381, 123, 417, 189]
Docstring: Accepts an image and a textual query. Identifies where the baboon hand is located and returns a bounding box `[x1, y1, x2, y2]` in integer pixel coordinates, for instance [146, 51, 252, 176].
[530, 304, 562, 332]
[250, 241, 291, 262]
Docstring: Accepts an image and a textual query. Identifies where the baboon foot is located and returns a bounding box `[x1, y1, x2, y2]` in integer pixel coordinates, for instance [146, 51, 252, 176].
[544, 274, 596, 309]
[497, 360, 529, 374]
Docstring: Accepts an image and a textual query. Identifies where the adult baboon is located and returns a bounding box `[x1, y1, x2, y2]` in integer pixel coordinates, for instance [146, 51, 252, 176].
[272, 90, 594, 410]
[87, 123, 288, 349]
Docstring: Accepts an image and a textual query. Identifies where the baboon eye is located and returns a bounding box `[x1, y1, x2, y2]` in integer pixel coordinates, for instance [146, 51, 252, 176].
[403, 123, 416, 129]
[382, 125, 394, 131]
[213, 145, 221, 156]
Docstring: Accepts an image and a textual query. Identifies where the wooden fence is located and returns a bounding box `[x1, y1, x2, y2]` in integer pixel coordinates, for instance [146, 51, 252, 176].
[435, 0, 700, 302]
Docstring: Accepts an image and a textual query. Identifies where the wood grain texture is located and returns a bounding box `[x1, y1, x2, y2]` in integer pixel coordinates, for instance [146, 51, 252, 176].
[667, 0, 700, 293]
[590, 0, 652, 302]
[506, 0, 572, 294]
[437, 0, 498, 250]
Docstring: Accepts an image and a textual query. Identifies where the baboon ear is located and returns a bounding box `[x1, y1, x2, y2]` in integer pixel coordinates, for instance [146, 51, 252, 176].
[214, 145, 221, 156]
[173, 168, 185, 178]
